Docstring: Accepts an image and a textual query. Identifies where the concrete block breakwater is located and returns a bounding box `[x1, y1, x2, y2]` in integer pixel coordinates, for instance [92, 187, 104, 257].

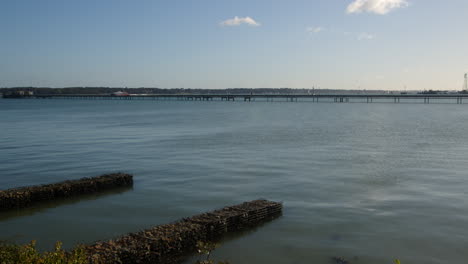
[0, 173, 133, 211]
[86, 199, 282, 264]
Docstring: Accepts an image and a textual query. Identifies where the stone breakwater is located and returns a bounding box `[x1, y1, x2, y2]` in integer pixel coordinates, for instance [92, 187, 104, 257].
[0, 173, 133, 211]
[86, 199, 282, 264]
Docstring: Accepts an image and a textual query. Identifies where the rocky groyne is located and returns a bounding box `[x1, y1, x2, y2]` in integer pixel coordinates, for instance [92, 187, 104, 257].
[86, 199, 282, 264]
[0, 173, 133, 211]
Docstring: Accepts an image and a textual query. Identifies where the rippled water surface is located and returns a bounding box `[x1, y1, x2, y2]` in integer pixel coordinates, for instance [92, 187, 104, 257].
[1, 99, 468, 264]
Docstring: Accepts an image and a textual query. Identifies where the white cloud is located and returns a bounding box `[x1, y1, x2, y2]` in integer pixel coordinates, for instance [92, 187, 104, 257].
[358, 32, 375, 40]
[220, 16, 260, 27]
[347, 0, 409, 15]
[306, 26, 324, 33]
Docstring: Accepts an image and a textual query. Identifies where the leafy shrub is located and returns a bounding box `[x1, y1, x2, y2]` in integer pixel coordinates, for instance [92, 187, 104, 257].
[0, 240, 87, 264]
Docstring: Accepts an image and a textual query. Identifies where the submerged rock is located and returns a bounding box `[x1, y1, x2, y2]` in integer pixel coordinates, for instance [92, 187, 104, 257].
[332, 256, 350, 264]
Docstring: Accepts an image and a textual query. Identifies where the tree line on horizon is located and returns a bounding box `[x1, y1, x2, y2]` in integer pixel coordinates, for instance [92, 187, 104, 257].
[0, 87, 389, 95]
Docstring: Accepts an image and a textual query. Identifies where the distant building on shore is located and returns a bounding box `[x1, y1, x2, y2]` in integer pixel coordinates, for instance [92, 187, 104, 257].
[2, 90, 34, 98]
[111, 91, 130, 96]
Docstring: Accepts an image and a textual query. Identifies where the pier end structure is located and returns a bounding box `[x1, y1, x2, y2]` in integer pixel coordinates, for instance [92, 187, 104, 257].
[86, 199, 282, 264]
[0, 173, 133, 211]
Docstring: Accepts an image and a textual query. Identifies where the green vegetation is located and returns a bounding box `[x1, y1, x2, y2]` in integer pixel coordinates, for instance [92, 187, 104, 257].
[0, 240, 87, 264]
[0, 239, 405, 264]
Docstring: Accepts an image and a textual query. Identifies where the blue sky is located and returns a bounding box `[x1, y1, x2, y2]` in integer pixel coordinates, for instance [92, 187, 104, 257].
[1, 0, 467, 90]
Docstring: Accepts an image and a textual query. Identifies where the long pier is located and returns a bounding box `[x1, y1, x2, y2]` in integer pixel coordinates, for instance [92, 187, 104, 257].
[4, 93, 468, 104]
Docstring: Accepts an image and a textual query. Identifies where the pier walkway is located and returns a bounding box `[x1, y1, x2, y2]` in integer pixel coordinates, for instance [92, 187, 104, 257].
[5, 93, 468, 104]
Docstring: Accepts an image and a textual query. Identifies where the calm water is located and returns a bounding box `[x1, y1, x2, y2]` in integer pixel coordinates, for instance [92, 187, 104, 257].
[1, 99, 468, 264]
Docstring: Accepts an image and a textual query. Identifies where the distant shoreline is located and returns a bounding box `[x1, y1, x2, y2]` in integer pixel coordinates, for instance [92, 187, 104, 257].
[1, 87, 465, 96]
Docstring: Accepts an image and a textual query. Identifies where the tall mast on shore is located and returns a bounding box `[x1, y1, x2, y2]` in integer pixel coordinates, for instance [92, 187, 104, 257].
[464, 73, 468, 91]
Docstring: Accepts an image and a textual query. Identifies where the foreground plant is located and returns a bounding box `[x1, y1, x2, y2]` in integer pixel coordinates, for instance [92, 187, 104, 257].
[195, 241, 229, 264]
[0, 240, 87, 264]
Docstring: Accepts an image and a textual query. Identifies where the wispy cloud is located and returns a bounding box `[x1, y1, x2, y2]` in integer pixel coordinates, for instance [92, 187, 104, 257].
[343, 31, 376, 40]
[357, 32, 375, 40]
[306, 26, 324, 33]
[220, 16, 261, 27]
[347, 0, 409, 15]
